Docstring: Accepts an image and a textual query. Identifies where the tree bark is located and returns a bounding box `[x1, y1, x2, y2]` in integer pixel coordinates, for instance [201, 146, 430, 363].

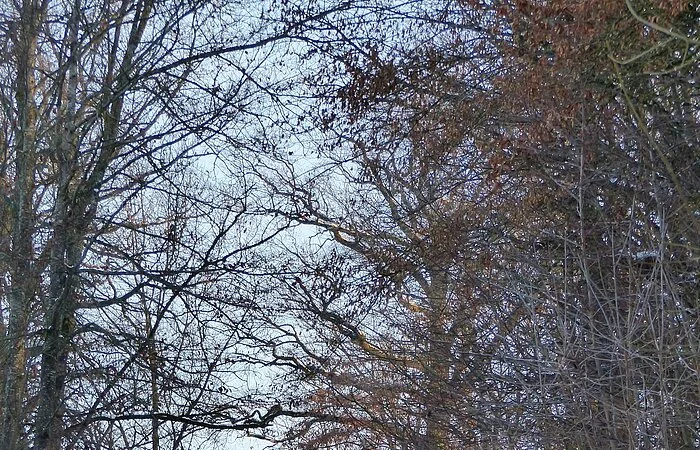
[1, 1, 42, 448]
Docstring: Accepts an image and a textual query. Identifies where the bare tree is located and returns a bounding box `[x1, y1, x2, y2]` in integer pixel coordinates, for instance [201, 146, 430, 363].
[0, 0, 357, 448]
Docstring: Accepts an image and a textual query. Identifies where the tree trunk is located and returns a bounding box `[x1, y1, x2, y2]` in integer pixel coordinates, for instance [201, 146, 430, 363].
[1, 1, 42, 448]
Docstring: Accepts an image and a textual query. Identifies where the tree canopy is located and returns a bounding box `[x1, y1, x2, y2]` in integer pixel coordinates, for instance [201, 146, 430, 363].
[1, 0, 698, 449]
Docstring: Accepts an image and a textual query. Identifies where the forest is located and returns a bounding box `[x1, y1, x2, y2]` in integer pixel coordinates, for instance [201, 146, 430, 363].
[0, 0, 698, 448]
